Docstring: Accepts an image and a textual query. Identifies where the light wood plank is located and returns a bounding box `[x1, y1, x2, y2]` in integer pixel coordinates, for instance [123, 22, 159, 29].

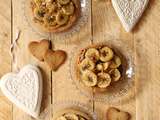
[92, 1, 135, 120]
[0, 0, 12, 94]
[51, 0, 94, 118]
[0, 0, 12, 120]
[1, 0, 160, 119]
[12, 0, 52, 120]
[0, 96, 12, 120]
[134, 0, 160, 119]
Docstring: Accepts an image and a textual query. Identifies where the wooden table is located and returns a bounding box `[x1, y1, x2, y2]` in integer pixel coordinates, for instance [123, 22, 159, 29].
[0, 0, 160, 120]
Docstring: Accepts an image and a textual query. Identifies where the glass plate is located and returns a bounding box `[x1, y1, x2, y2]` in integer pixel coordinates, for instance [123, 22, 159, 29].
[22, 0, 90, 40]
[52, 101, 97, 120]
[69, 39, 135, 104]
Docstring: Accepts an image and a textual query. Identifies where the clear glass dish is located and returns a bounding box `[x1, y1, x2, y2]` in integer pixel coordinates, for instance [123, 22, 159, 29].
[22, 0, 90, 41]
[69, 38, 135, 104]
[52, 101, 97, 120]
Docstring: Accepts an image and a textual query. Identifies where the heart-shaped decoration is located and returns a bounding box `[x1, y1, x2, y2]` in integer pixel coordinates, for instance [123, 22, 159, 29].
[112, 0, 149, 32]
[44, 50, 67, 71]
[0, 65, 42, 118]
[28, 39, 50, 61]
[107, 107, 131, 120]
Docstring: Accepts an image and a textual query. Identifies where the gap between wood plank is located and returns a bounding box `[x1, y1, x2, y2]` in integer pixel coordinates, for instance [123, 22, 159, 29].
[133, 25, 137, 120]
[91, 0, 95, 113]
[91, 0, 94, 45]
[49, 33, 53, 105]
[11, 0, 13, 120]
[11, 0, 13, 72]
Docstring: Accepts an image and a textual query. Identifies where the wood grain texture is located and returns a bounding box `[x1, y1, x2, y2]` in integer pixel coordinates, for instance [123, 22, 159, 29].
[134, 0, 160, 119]
[11, 0, 52, 120]
[92, 1, 135, 120]
[0, 0, 160, 120]
[0, 0, 12, 120]
[0, 0, 11, 89]
[0, 96, 12, 120]
[51, 0, 94, 114]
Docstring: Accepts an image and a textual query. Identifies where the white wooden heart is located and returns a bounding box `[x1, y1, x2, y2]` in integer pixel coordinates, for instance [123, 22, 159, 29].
[112, 0, 149, 32]
[0, 64, 42, 118]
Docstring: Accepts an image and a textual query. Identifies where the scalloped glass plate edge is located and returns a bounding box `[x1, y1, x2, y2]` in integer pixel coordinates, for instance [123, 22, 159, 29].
[22, 0, 91, 41]
[69, 38, 135, 104]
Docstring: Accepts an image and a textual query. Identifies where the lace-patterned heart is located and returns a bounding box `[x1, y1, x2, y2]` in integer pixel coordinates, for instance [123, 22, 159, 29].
[112, 0, 149, 32]
[6, 71, 38, 110]
[0, 65, 42, 118]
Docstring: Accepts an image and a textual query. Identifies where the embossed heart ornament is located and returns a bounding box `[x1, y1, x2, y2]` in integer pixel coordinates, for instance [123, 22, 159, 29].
[0, 64, 42, 118]
[112, 0, 149, 32]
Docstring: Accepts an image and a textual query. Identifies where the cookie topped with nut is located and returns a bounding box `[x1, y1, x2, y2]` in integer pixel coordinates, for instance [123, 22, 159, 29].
[31, 0, 80, 32]
[77, 45, 123, 91]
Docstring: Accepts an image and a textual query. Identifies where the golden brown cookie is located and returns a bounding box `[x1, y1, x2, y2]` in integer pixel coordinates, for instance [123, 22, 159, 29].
[53, 108, 92, 120]
[107, 107, 131, 120]
[44, 49, 67, 71]
[28, 39, 50, 61]
[31, 0, 80, 32]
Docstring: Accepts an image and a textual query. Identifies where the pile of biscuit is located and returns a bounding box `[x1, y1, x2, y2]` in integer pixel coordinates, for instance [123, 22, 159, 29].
[28, 39, 67, 71]
[78, 45, 122, 89]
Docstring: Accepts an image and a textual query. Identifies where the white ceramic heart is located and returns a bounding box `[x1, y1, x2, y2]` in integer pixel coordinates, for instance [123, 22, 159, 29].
[112, 0, 149, 32]
[0, 64, 42, 118]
